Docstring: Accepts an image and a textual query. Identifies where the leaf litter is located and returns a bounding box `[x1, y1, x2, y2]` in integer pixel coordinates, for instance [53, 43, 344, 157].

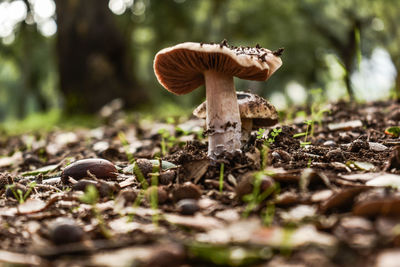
[0, 100, 399, 266]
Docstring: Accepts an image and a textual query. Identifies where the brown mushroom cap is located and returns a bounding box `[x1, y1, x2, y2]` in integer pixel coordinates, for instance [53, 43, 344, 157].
[193, 91, 278, 128]
[154, 42, 283, 95]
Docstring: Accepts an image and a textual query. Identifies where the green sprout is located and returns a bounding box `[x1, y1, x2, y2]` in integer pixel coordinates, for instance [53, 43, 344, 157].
[267, 128, 282, 146]
[80, 185, 112, 239]
[293, 89, 330, 147]
[133, 159, 149, 189]
[7, 182, 37, 204]
[256, 128, 281, 169]
[219, 163, 225, 192]
[293, 120, 313, 147]
[256, 128, 266, 140]
[158, 128, 178, 156]
[262, 203, 275, 226]
[131, 158, 161, 225]
[148, 173, 160, 225]
[242, 171, 278, 222]
[118, 131, 134, 163]
[79, 184, 99, 205]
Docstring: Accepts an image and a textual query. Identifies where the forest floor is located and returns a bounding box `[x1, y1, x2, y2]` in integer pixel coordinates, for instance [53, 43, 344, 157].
[0, 100, 400, 267]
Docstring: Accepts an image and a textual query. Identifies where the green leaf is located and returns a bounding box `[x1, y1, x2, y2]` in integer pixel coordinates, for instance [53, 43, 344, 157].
[21, 164, 59, 176]
[346, 161, 375, 171]
[293, 133, 307, 138]
[385, 126, 400, 138]
[79, 185, 99, 205]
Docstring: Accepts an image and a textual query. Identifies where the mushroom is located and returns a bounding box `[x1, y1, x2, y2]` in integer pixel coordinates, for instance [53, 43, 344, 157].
[153, 41, 282, 158]
[193, 91, 279, 142]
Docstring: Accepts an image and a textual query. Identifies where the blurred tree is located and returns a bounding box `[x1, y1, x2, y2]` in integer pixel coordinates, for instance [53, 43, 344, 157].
[0, 0, 52, 119]
[55, 0, 147, 114]
[298, 0, 374, 100]
[0, 0, 399, 122]
[373, 0, 400, 100]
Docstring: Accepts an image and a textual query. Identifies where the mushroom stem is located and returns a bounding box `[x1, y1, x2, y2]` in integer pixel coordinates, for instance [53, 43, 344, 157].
[241, 118, 253, 142]
[204, 70, 241, 158]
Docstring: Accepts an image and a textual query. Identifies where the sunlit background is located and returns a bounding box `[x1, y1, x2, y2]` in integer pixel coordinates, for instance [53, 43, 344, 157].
[0, 0, 398, 124]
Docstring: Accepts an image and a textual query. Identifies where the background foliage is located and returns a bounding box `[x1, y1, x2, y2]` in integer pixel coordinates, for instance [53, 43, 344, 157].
[0, 0, 398, 122]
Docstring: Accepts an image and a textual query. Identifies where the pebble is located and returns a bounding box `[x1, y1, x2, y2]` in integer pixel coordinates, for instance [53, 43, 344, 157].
[50, 218, 84, 245]
[235, 173, 275, 200]
[146, 186, 168, 204]
[338, 133, 352, 143]
[116, 189, 137, 204]
[172, 182, 202, 202]
[271, 151, 281, 161]
[368, 142, 388, 152]
[158, 170, 176, 185]
[177, 199, 200, 215]
[272, 149, 291, 162]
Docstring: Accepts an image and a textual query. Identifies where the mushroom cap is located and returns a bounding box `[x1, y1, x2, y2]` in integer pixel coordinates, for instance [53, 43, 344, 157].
[193, 91, 278, 128]
[154, 42, 283, 95]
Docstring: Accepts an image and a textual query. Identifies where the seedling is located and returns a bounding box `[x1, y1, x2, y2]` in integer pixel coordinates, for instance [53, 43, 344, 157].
[80, 185, 112, 239]
[148, 165, 161, 225]
[242, 171, 278, 221]
[176, 126, 205, 141]
[293, 120, 313, 147]
[219, 163, 225, 192]
[280, 226, 295, 257]
[256, 128, 282, 169]
[133, 159, 149, 189]
[267, 128, 282, 146]
[158, 128, 178, 156]
[293, 89, 330, 146]
[6, 182, 37, 204]
[131, 158, 161, 225]
[262, 203, 275, 226]
[259, 145, 270, 170]
[118, 131, 134, 163]
[256, 128, 266, 140]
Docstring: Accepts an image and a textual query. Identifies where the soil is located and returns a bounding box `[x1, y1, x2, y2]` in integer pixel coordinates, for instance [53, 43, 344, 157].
[0, 100, 400, 266]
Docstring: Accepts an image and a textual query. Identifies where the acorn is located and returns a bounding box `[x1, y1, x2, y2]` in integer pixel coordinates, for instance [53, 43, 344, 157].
[61, 158, 118, 184]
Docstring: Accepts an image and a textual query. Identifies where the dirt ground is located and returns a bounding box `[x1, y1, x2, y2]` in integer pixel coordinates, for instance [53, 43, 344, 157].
[1, 100, 400, 267]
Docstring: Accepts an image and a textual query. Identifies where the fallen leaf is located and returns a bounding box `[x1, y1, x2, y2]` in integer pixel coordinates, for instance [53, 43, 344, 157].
[17, 199, 47, 214]
[328, 120, 363, 131]
[164, 213, 224, 231]
[182, 159, 210, 184]
[366, 173, 400, 188]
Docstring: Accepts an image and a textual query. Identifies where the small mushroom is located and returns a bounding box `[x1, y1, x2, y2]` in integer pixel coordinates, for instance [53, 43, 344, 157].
[154, 41, 282, 158]
[193, 91, 278, 142]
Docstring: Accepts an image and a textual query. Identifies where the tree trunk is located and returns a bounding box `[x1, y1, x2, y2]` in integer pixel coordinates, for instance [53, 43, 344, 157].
[55, 0, 147, 114]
